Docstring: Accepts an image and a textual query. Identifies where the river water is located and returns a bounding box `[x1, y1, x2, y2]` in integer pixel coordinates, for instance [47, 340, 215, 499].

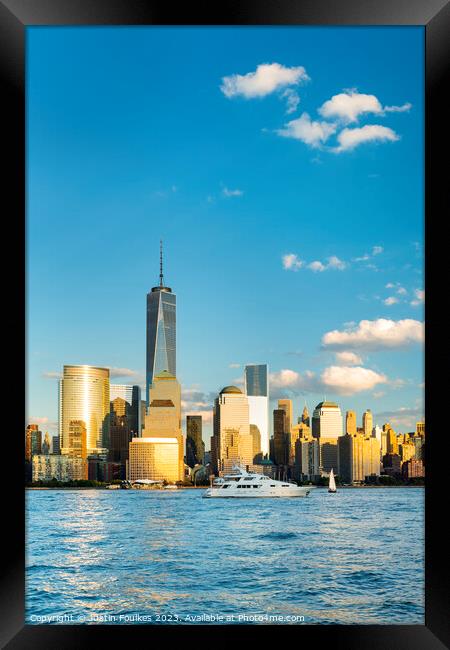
[26, 487, 424, 625]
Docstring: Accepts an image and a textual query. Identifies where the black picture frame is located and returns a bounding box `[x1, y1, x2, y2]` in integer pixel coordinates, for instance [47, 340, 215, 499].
[2, 0, 448, 647]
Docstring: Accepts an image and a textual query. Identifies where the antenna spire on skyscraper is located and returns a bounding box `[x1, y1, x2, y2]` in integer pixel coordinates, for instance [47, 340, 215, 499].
[159, 239, 164, 287]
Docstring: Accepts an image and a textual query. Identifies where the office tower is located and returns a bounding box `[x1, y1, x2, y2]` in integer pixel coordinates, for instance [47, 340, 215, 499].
[146, 241, 176, 406]
[382, 453, 401, 476]
[25, 424, 42, 461]
[294, 436, 320, 481]
[301, 405, 310, 427]
[273, 409, 289, 466]
[278, 399, 293, 434]
[129, 371, 184, 482]
[59, 365, 110, 456]
[338, 432, 381, 483]
[312, 401, 343, 476]
[416, 421, 425, 437]
[372, 425, 382, 446]
[290, 418, 311, 467]
[42, 432, 51, 455]
[211, 386, 253, 475]
[109, 398, 132, 465]
[186, 415, 205, 467]
[362, 409, 373, 437]
[250, 424, 262, 463]
[110, 384, 141, 435]
[244, 364, 269, 456]
[140, 400, 146, 433]
[384, 423, 399, 455]
[346, 410, 357, 435]
[399, 440, 416, 463]
[52, 435, 60, 455]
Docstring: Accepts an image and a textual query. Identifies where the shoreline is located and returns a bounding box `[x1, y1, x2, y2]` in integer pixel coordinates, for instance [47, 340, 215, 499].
[26, 484, 425, 490]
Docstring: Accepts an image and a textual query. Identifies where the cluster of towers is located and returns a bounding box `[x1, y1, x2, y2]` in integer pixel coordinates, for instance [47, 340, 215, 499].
[26, 243, 425, 485]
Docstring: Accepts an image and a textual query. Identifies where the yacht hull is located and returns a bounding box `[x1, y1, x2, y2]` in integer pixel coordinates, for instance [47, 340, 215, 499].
[203, 488, 312, 498]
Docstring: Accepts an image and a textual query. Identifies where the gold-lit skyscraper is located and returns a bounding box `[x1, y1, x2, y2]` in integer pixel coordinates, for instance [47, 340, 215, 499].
[211, 386, 253, 475]
[59, 365, 110, 456]
[129, 370, 184, 482]
[363, 409, 373, 437]
[346, 410, 357, 436]
[278, 399, 293, 434]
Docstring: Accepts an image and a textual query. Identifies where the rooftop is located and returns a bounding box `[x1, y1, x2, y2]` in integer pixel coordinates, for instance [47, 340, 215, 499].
[220, 385, 242, 395]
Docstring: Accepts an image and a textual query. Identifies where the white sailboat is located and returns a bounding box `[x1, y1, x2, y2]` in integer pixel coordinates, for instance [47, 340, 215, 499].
[328, 468, 337, 493]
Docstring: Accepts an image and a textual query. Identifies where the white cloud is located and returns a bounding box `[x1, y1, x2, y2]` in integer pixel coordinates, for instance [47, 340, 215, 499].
[28, 416, 49, 425]
[321, 365, 387, 396]
[319, 90, 384, 123]
[277, 112, 337, 148]
[222, 187, 243, 198]
[308, 260, 326, 272]
[110, 367, 144, 380]
[372, 246, 383, 255]
[384, 102, 412, 113]
[42, 371, 62, 379]
[384, 296, 399, 306]
[335, 351, 363, 366]
[327, 255, 347, 270]
[334, 125, 399, 153]
[354, 254, 370, 262]
[318, 90, 411, 123]
[228, 363, 241, 369]
[373, 391, 385, 399]
[322, 318, 424, 351]
[221, 63, 309, 99]
[375, 406, 423, 430]
[282, 88, 300, 114]
[282, 253, 303, 270]
[410, 289, 425, 306]
[270, 365, 387, 397]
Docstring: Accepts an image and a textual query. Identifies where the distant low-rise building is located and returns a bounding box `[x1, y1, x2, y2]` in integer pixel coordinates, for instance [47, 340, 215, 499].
[402, 458, 425, 479]
[32, 454, 87, 482]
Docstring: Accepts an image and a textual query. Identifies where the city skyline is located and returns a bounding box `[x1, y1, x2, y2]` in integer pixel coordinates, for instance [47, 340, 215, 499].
[27, 27, 424, 444]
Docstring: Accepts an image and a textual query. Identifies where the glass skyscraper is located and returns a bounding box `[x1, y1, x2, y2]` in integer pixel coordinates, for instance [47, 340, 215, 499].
[244, 364, 269, 457]
[146, 243, 176, 405]
[110, 384, 141, 435]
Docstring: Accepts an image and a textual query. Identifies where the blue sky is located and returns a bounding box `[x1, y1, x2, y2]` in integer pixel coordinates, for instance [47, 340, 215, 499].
[27, 26, 424, 442]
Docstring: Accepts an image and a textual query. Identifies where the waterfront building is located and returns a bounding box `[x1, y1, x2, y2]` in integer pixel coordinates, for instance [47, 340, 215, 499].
[338, 432, 381, 483]
[402, 458, 425, 479]
[250, 424, 262, 463]
[399, 440, 416, 463]
[25, 424, 42, 461]
[110, 384, 141, 435]
[273, 408, 289, 466]
[312, 401, 343, 476]
[129, 371, 184, 482]
[186, 415, 205, 467]
[382, 453, 401, 476]
[278, 399, 293, 435]
[412, 434, 425, 461]
[290, 420, 311, 467]
[244, 364, 269, 456]
[372, 425, 382, 448]
[384, 424, 399, 455]
[146, 241, 176, 405]
[32, 454, 87, 482]
[42, 432, 51, 455]
[88, 458, 123, 482]
[52, 435, 60, 455]
[211, 386, 253, 475]
[294, 435, 320, 481]
[346, 410, 357, 436]
[59, 365, 110, 456]
[140, 400, 147, 433]
[363, 409, 373, 437]
[109, 399, 132, 464]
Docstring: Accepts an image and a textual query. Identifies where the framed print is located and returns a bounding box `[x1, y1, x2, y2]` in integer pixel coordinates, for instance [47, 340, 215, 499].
[1, 0, 449, 648]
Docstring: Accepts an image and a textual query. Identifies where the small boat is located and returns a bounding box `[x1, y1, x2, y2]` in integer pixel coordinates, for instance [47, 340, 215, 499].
[328, 468, 337, 493]
[163, 484, 178, 490]
[202, 465, 313, 498]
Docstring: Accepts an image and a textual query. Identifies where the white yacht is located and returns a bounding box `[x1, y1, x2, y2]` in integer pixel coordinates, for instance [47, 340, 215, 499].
[202, 466, 313, 498]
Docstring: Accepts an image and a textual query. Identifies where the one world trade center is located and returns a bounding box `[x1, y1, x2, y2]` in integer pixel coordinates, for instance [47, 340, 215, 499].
[146, 242, 176, 406]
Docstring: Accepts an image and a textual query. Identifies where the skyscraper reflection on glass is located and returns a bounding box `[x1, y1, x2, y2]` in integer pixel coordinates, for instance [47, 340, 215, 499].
[146, 243, 176, 406]
[244, 364, 269, 457]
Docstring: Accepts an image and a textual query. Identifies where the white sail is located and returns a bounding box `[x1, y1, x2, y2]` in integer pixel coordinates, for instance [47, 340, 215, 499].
[328, 468, 336, 492]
